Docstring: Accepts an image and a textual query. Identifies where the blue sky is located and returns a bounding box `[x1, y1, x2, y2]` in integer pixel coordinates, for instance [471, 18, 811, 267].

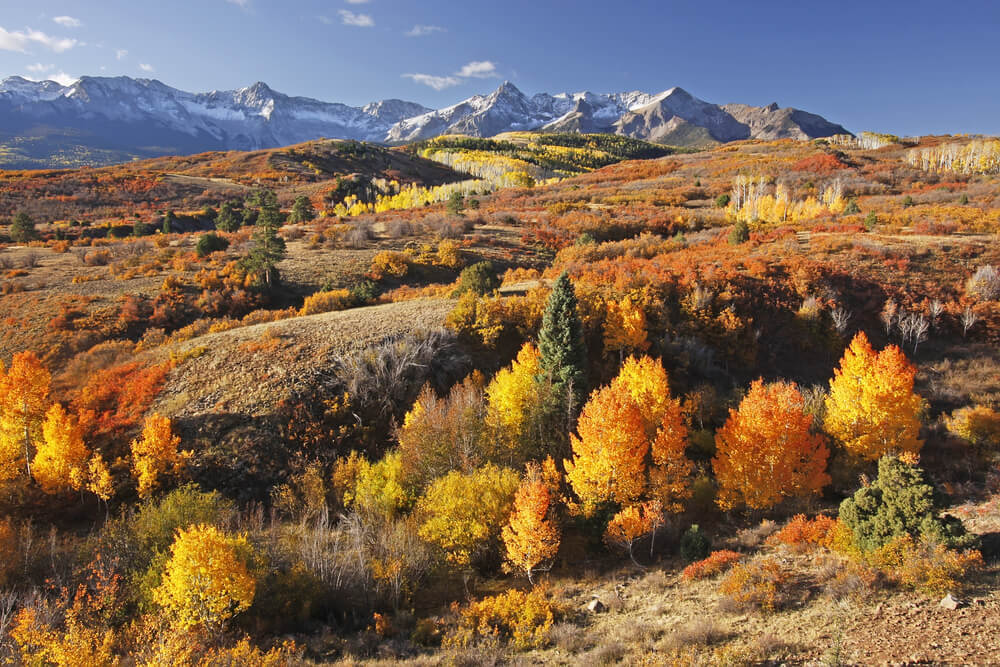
[1, 0, 997, 136]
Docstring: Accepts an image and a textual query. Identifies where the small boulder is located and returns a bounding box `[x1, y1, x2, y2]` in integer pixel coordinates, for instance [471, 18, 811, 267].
[586, 597, 606, 613]
[939, 593, 963, 610]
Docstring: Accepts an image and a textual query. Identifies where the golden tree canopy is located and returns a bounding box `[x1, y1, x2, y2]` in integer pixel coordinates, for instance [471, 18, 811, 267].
[824, 331, 923, 461]
[713, 379, 830, 511]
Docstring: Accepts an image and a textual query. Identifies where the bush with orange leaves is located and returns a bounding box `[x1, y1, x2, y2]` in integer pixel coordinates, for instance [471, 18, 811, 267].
[766, 514, 838, 552]
[443, 585, 560, 651]
[682, 550, 743, 581]
[718, 557, 791, 612]
[72, 361, 173, 439]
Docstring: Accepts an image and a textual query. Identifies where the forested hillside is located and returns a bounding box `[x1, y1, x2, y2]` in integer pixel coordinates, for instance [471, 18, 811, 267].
[0, 131, 998, 664]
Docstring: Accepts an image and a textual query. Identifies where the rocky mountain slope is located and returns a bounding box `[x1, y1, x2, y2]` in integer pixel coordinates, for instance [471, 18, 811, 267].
[0, 75, 849, 168]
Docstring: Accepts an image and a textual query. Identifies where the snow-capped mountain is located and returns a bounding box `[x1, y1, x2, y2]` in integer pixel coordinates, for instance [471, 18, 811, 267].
[0, 75, 849, 168]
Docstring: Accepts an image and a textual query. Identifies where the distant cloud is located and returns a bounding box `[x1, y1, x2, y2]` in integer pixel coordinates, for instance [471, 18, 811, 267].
[226, 0, 250, 7]
[116, 49, 128, 60]
[406, 24, 445, 37]
[26, 62, 54, 74]
[53, 16, 82, 29]
[456, 60, 497, 78]
[0, 26, 78, 53]
[345, 0, 370, 4]
[318, 15, 332, 24]
[139, 63, 154, 73]
[402, 73, 460, 91]
[339, 10, 374, 27]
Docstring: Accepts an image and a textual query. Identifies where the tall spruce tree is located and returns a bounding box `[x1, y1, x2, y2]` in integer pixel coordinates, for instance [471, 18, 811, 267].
[537, 272, 588, 424]
[242, 189, 286, 289]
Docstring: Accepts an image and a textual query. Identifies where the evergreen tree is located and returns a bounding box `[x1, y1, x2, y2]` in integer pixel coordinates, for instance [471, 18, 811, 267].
[242, 189, 286, 289]
[537, 272, 588, 425]
[216, 202, 241, 232]
[10, 212, 36, 243]
[288, 196, 316, 223]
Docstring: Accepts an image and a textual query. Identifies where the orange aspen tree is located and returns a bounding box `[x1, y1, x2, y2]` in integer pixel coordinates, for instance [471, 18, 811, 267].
[603, 500, 662, 567]
[0, 352, 51, 479]
[713, 380, 830, 511]
[564, 384, 648, 516]
[824, 331, 923, 460]
[130, 413, 186, 498]
[609, 355, 693, 510]
[33, 404, 90, 495]
[502, 464, 561, 583]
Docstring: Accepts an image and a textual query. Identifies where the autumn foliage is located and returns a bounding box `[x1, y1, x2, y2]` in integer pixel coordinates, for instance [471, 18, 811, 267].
[713, 380, 830, 511]
[502, 462, 561, 583]
[824, 332, 923, 461]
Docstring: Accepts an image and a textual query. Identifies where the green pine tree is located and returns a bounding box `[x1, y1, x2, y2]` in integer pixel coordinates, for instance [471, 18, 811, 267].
[288, 196, 316, 223]
[10, 212, 36, 243]
[216, 201, 241, 232]
[241, 189, 286, 289]
[537, 272, 588, 424]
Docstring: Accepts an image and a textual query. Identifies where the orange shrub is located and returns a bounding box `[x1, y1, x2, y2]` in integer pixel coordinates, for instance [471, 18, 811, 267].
[72, 361, 173, 437]
[766, 514, 837, 551]
[682, 550, 743, 581]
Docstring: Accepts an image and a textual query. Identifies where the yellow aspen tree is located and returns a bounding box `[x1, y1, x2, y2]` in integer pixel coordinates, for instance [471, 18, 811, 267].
[824, 331, 923, 460]
[87, 454, 114, 502]
[713, 380, 830, 511]
[32, 404, 90, 495]
[609, 355, 673, 438]
[564, 384, 648, 517]
[502, 464, 561, 583]
[603, 295, 649, 360]
[153, 524, 255, 633]
[485, 342, 542, 461]
[0, 352, 51, 479]
[130, 413, 186, 498]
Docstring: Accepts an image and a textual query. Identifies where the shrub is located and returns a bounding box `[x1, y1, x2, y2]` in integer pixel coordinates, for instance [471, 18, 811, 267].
[864, 211, 878, 231]
[196, 233, 230, 258]
[369, 251, 410, 281]
[946, 405, 1000, 449]
[728, 220, 749, 245]
[299, 289, 353, 316]
[843, 199, 860, 215]
[443, 586, 559, 651]
[715, 194, 731, 208]
[867, 536, 983, 595]
[839, 455, 971, 553]
[452, 261, 500, 297]
[435, 240, 464, 269]
[766, 514, 837, 551]
[679, 524, 712, 562]
[132, 484, 235, 556]
[682, 550, 743, 581]
[718, 557, 790, 612]
[965, 265, 1000, 301]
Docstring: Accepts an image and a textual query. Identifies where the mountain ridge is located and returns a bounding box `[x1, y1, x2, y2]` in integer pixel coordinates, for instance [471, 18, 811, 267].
[0, 75, 851, 168]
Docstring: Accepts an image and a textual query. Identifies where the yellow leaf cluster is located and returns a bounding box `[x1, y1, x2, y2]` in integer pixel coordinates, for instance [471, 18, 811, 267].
[824, 332, 923, 461]
[131, 413, 187, 498]
[153, 524, 256, 632]
[33, 403, 90, 494]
